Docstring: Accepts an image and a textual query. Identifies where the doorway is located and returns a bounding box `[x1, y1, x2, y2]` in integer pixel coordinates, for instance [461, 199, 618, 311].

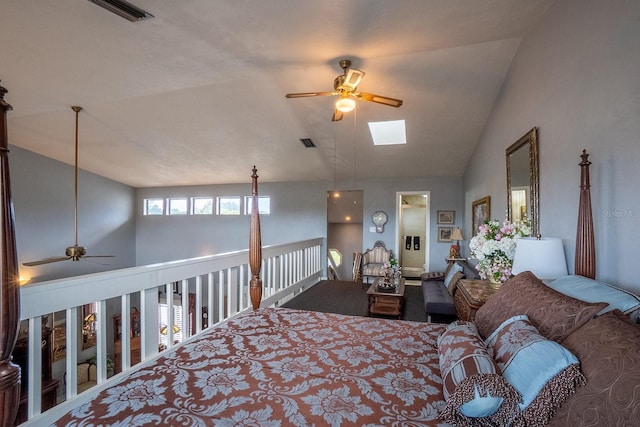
[396, 192, 430, 278]
[327, 190, 363, 280]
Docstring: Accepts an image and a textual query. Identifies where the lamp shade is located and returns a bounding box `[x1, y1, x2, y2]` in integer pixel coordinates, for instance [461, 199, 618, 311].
[512, 237, 568, 280]
[335, 97, 356, 112]
[450, 228, 464, 241]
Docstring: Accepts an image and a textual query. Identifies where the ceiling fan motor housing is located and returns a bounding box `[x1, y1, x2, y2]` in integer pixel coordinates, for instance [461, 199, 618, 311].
[66, 245, 87, 260]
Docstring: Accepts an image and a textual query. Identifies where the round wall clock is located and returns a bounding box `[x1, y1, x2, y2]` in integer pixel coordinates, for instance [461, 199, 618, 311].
[372, 210, 388, 233]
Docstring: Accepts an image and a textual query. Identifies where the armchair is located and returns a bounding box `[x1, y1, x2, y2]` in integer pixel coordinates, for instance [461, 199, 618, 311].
[361, 240, 393, 284]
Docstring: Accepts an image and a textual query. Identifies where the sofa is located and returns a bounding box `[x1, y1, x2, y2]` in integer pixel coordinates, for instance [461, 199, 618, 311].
[76, 362, 97, 393]
[420, 259, 479, 322]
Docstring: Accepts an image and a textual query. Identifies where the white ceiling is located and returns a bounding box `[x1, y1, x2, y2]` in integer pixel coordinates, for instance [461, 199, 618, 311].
[0, 0, 555, 188]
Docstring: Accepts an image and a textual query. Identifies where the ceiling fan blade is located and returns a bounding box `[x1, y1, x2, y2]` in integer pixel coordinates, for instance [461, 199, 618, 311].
[331, 109, 343, 122]
[285, 91, 337, 98]
[354, 92, 403, 108]
[84, 255, 116, 259]
[343, 69, 365, 91]
[23, 256, 72, 266]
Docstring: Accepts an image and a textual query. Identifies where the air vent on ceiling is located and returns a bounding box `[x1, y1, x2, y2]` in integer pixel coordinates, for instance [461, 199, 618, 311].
[88, 0, 154, 22]
[300, 138, 316, 148]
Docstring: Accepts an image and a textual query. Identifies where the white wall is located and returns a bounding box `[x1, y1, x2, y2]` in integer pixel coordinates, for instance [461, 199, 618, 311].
[11, 146, 136, 283]
[464, 0, 640, 291]
[135, 175, 464, 273]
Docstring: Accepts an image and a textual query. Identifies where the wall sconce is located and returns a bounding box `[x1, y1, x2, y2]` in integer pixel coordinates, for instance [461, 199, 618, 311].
[160, 325, 180, 335]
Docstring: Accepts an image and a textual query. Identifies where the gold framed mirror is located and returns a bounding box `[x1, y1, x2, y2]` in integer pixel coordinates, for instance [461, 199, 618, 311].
[506, 127, 539, 236]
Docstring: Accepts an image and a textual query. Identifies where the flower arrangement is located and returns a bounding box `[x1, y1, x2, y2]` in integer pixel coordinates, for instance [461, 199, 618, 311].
[469, 218, 531, 285]
[382, 255, 401, 283]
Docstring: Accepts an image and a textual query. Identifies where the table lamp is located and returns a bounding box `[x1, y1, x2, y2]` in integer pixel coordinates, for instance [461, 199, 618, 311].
[512, 236, 568, 280]
[449, 227, 464, 258]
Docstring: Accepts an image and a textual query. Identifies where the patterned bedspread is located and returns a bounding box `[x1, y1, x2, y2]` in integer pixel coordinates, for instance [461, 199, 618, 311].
[52, 308, 449, 426]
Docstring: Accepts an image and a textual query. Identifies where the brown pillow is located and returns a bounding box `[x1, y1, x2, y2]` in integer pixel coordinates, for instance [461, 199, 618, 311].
[474, 271, 607, 342]
[446, 271, 464, 296]
[547, 310, 640, 427]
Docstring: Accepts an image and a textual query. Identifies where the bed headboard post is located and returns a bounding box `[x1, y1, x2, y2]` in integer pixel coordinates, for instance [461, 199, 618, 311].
[249, 166, 262, 310]
[575, 149, 596, 279]
[0, 82, 21, 427]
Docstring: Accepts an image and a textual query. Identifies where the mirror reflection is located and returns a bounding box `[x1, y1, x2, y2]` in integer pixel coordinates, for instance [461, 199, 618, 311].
[506, 127, 539, 236]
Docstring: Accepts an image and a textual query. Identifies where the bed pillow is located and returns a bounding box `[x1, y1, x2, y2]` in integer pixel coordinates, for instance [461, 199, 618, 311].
[474, 271, 607, 342]
[486, 315, 586, 426]
[437, 321, 521, 426]
[548, 310, 640, 427]
[547, 275, 640, 319]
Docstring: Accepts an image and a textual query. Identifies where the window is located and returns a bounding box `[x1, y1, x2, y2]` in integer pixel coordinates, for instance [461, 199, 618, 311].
[217, 196, 241, 215]
[167, 198, 188, 215]
[191, 197, 213, 215]
[144, 198, 164, 215]
[244, 196, 271, 215]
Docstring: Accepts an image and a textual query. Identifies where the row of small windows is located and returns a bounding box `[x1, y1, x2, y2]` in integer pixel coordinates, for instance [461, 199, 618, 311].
[144, 196, 270, 216]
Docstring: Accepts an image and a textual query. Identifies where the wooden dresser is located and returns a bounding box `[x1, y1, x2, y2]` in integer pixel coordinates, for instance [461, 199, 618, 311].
[13, 325, 60, 424]
[454, 279, 498, 321]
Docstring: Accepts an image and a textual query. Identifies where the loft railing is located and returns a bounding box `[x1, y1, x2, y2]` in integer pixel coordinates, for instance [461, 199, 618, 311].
[18, 238, 325, 425]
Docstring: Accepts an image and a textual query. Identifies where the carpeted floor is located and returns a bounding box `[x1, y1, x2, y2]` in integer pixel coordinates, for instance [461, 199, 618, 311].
[281, 280, 428, 322]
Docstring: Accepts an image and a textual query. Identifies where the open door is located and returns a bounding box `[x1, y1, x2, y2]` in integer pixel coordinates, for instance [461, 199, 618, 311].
[397, 192, 430, 278]
[327, 190, 363, 280]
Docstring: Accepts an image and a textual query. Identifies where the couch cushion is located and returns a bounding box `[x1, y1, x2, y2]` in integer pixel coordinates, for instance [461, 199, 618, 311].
[547, 310, 640, 427]
[474, 271, 607, 342]
[422, 280, 456, 316]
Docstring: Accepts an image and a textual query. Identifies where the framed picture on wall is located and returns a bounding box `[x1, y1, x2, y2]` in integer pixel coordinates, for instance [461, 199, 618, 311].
[472, 196, 491, 234]
[437, 210, 455, 224]
[438, 226, 454, 242]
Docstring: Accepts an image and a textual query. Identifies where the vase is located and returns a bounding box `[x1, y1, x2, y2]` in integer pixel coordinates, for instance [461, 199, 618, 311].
[488, 276, 501, 289]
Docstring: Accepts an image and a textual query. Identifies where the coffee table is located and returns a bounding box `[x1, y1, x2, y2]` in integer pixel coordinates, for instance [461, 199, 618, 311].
[367, 277, 406, 319]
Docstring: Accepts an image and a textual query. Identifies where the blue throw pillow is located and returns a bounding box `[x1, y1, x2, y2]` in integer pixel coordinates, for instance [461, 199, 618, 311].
[444, 262, 463, 288]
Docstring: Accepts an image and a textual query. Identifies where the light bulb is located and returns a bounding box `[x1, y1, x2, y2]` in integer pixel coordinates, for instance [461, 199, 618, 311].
[335, 97, 356, 113]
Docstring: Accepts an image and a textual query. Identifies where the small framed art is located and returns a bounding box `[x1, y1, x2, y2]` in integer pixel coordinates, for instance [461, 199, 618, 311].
[437, 210, 455, 224]
[438, 226, 454, 242]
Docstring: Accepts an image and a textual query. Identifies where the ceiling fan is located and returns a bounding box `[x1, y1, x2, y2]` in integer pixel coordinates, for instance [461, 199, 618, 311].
[23, 106, 115, 267]
[285, 59, 403, 121]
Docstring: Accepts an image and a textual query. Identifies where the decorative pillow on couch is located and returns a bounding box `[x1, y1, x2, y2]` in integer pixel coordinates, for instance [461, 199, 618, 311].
[485, 315, 586, 426]
[442, 263, 464, 295]
[474, 271, 607, 342]
[437, 321, 521, 426]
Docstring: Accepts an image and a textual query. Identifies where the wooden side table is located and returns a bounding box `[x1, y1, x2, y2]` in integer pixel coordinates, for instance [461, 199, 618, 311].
[454, 279, 498, 321]
[367, 278, 406, 319]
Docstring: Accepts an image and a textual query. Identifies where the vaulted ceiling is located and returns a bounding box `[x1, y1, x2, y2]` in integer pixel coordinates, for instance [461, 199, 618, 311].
[0, 0, 555, 187]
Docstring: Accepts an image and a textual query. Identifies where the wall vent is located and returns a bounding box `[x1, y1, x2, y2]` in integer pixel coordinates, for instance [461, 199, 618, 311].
[300, 138, 316, 148]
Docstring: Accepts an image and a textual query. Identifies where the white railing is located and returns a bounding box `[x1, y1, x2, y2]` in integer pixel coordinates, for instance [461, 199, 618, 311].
[18, 238, 325, 425]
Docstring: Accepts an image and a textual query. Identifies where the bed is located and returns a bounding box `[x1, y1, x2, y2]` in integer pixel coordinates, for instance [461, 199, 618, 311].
[1, 83, 640, 426]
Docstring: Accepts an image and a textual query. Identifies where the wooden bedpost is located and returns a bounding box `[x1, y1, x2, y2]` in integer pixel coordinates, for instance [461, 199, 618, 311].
[0, 82, 21, 427]
[575, 149, 596, 279]
[249, 166, 262, 310]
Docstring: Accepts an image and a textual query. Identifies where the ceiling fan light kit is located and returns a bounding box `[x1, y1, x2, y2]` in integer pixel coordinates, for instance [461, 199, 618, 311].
[285, 59, 403, 121]
[335, 97, 356, 113]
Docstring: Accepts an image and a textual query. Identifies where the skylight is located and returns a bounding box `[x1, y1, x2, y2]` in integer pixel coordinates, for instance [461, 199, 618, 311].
[368, 120, 407, 145]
